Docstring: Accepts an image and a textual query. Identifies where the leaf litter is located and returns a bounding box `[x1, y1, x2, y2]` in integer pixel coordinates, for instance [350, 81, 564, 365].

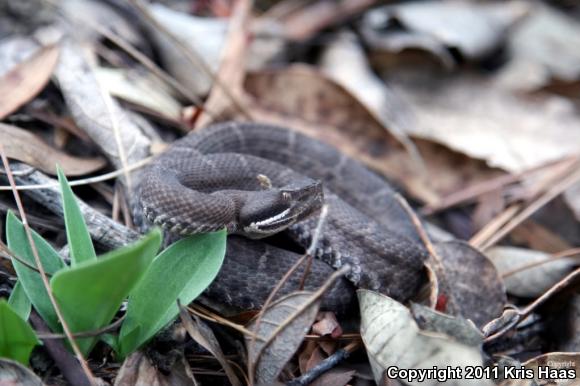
[0, 0, 580, 385]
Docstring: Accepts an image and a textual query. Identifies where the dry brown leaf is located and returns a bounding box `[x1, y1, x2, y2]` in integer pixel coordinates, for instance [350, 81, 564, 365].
[487, 246, 577, 298]
[358, 289, 491, 386]
[320, 31, 421, 161]
[509, 221, 572, 253]
[392, 73, 580, 173]
[114, 351, 165, 386]
[305, 345, 325, 372]
[0, 36, 40, 75]
[0, 44, 59, 120]
[271, 0, 378, 42]
[298, 340, 318, 374]
[146, 3, 228, 97]
[522, 352, 579, 385]
[195, 0, 252, 128]
[361, 1, 527, 62]
[54, 39, 150, 173]
[246, 291, 321, 384]
[95, 67, 182, 122]
[245, 65, 503, 205]
[0, 358, 45, 386]
[245, 65, 404, 157]
[0, 123, 106, 176]
[497, 4, 580, 91]
[410, 303, 483, 347]
[552, 292, 580, 353]
[178, 306, 241, 386]
[434, 241, 506, 328]
[312, 312, 342, 338]
[114, 351, 196, 386]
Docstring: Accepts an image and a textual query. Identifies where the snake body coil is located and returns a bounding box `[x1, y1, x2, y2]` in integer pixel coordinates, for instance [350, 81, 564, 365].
[135, 122, 428, 311]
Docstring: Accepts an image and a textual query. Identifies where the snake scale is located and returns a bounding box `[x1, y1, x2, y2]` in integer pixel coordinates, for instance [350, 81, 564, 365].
[135, 122, 428, 312]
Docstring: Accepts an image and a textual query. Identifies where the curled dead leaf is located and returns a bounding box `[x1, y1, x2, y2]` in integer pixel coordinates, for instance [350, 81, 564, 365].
[0, 358, 45, 386]
[434, 241, 507, 328]
[0, 44, 60, 120]
[0, 123, 106, 176]
[522, 352, 579, 386]
[488, 246, 577, 298]
[246, 291, 321, 384]
[114, 351, 197, 386]
[178, 305, 241, 386]
[358, 289, 492, 386]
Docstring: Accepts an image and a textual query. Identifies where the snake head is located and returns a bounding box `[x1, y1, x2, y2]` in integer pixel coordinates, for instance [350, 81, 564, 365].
[239, 180, 323, 239]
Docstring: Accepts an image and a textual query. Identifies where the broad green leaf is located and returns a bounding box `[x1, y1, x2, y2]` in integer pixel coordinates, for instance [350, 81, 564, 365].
[57, 166, 96, 265]
[8, 282, 31, 321]
[6, 211, 66, 331]
[50, 229, 162, 356]
[118, 230, 226, 358]
[99, 333, 118, 352]
[0, 299, 40, 365]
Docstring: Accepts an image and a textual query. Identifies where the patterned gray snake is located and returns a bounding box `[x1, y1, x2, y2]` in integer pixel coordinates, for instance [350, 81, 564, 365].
[134, 122, 428, 312]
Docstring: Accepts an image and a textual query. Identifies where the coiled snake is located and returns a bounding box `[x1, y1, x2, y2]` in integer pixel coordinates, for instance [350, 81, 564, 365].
[135, 122, 428, 312]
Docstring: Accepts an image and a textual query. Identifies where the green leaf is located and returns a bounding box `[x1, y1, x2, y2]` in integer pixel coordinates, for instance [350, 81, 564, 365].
[0, 299, 40, 365]
[8, 281, 31, 321]
[6, 211, 66, 331]
[118, 230, 226, 358]
[50, 229, 161, 356]
[99, 333, 119, 352]
[57, 166, 96, 266]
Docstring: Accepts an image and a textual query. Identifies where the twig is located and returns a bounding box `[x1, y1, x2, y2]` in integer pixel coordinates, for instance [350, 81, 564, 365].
[299, 205, 328, 290]
[86, 19, 208, 111]
[479, 162, 580, 250]
[484, 265, 580, 344]
[421, 155, 577, 215]
[285, 341, 361, 386]
[187, 304, 257, 339]
[394, 193, 449, 311]
[37, 315, 126, 340]
[30, 311, 93, 386]
[0, 157, 151, 190]
[96, 66, 132, 190]
[501, 247, 580, 278]
[0, 145, 96, 385]
[469, 205, 521, 248]
[0, 241, 46, 274]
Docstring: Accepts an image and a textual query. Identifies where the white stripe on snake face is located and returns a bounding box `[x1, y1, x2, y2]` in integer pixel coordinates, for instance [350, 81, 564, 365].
[253, 208, 291, 227]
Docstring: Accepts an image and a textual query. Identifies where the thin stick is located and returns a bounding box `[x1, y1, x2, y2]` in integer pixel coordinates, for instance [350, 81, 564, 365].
[299, 205, 328, 290]
[0, 145, 96, 385]
[286, 341, 361, 386]
[88, 21, 207, 110]
[469, 204, 521, 248]
[1, 242, 46, 274]
[480, 165, 580, 250]
[0, 157, 151, 191]
[501, 247, 580, 278]
[97, 68, 132, 190]
[37, 315, 126, 340]
[394, 193, 447, 310]
[187, 304, 257, 339]
[485, 265, 580, 343]
[422, 156, 577, 215]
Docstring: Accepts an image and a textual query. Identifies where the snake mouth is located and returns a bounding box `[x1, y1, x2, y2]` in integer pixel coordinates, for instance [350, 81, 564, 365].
[239, 180, 324, 238]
